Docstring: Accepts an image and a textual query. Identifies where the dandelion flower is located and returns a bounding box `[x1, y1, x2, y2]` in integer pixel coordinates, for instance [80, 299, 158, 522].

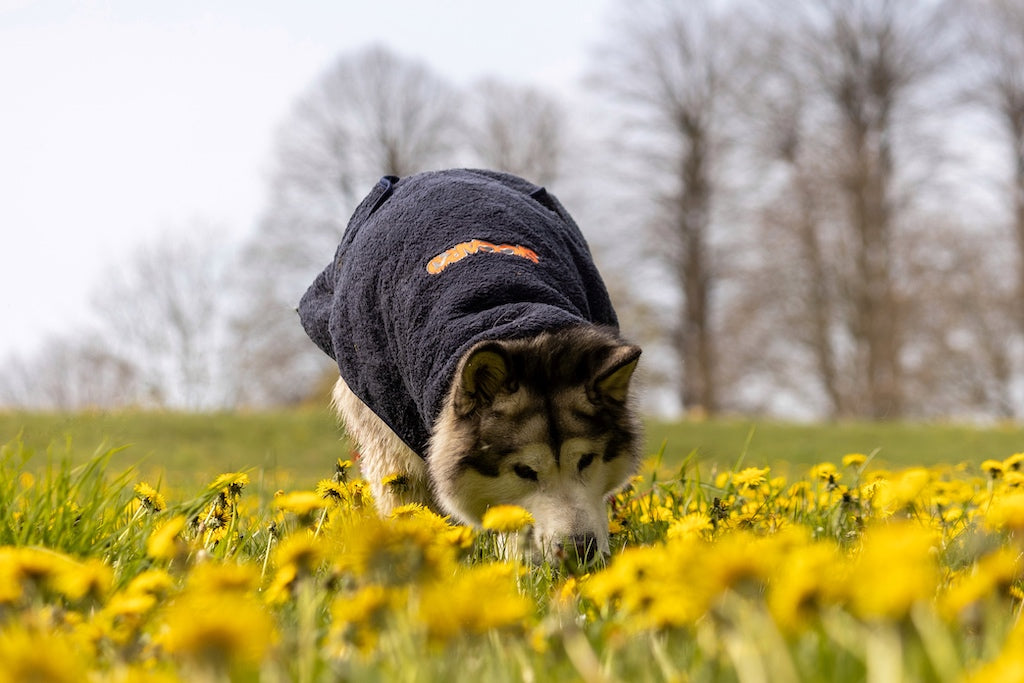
[1004, 453, 1024, 472]
[133, 482, 166, 512]
[732, 466, 770, 490]
[1005, 471, 1024, 489]
[273, 490, 327, 517]
[334, 459, 354, 482]
[482, 504, 535, 532]
[809, 463, 839, 482]
[328, 515, 456, 584]
[666, 512, 713, 541]
[147, 515, 187, 561]
[0, 626, 88, 683]
[981, 459, 1005, 479]
[316, 479, 347, 504]
[126, 569, 176, 598]
[209, 471, 250, 496]
[274, 533, 325, 575]
[330, 584, 404, 655]
[985, 491, 1024, 532]
[417, 564, 532, 641]
[381, 472, 411, 493]
[158, 591, 275, 671]
[847, 523, 939, 620]
[52, 557, 112, 603]
[187, 562, 261, 594]
[842, 453, 868, 468]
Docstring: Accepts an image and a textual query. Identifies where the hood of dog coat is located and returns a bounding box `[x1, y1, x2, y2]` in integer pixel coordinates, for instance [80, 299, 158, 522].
[298, 169, 619, 458]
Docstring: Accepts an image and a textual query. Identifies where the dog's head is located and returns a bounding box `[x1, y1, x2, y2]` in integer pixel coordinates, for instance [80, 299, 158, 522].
[428, 327, 642, 564]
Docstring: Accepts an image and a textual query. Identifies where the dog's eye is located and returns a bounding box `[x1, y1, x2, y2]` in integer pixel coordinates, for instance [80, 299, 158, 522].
[513, 464, 539, 482]
[578, 453, 596, 472]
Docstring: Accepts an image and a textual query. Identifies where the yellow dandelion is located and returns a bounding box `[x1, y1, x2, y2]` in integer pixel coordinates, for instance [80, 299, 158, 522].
[482, 504, 535, 532]
[666, 512, 713, 541]
[187, 562, 261, 594]
[732, 466, 770, 490]
[209, 472, 250, 497]
[125, 569, 176, 598]
[274, 533, 326, 575]
[874, 468, 930, 516]
[985, 491, 1024, 532]
[316, 479, 346, 504]
[146, 515, 187, 561]
[981, 459, 1005, 479]
[52, 557, 112, 603]
[0, 626, 88, 683]
[389, 504, 452, 532]
[158, 591, 275, 670]
[1004, 453, 1024, 472]
[273, 490, 327, 517]
[842, 453, 868, 468]
[381, 472, 411, 493]
[264, 563, 298, 606]
[330, 584, 404, 655]
[809, 462, 839, 481]
[327, 514, 457, 584]
[417, 563, 532, 642]
[133, 482, 166, 512]
[334, 458, 354, 482]
[103, 590, 158, 620]
[389, 502, 427, 518]
[1004, 471, 1024, 489]
[0, 560, 22, 606]
[768, 541, 845, 633]
[443, 525, 477, 551]
[846, 523, 940, 621]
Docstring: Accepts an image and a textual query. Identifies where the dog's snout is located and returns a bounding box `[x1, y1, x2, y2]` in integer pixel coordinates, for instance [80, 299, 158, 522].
[558, 532, 600, 565]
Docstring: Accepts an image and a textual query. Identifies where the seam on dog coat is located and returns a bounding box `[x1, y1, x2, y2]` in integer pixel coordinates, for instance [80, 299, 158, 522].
[298, 169, 619, 458]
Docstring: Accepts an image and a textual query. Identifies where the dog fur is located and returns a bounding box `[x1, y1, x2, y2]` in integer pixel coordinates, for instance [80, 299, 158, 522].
[333, 324, 641, 563]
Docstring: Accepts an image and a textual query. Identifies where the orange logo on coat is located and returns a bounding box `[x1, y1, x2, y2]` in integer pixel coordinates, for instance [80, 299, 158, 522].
[426, 239, 540, 274]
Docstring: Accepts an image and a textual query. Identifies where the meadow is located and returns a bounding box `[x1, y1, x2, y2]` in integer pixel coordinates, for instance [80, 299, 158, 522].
[1, 412, 1023, 681]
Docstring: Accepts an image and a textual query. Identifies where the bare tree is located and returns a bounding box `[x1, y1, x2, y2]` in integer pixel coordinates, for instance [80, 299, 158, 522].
[464, 79, 566, 185]
[0, 333, 150, 410]
[589, 0, 744, 416]
[898, 216, 1018, 418]
[91, 226, 235, 410]
[231, 46, 461, 405]
[967, 1, 1024, 337]
[726, 0, 955, 419]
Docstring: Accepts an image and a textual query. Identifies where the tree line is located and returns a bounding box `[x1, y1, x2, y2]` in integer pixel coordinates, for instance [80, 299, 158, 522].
[5, 0, 1024, 421]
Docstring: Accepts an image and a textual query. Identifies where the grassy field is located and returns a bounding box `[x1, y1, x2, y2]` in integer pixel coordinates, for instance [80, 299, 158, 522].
[3, 410, 1023, 489]
[2, 411, 1024, 681]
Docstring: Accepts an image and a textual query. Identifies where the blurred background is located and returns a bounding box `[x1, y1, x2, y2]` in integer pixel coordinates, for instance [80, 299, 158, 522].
[3, 0, 1024, 423]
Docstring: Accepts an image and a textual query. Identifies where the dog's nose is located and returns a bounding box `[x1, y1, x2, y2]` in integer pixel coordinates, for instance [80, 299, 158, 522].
[560, 533, 599, 565]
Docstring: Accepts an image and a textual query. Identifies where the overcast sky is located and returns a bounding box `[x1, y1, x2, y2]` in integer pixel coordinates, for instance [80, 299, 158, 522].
[0, 0, 611, 360]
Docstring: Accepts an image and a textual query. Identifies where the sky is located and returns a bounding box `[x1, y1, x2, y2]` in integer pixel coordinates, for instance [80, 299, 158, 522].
[0, 0, 611, 360]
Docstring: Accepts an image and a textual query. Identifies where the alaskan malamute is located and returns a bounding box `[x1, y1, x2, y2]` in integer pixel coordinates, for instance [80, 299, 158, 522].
[298, 169, 641, 563]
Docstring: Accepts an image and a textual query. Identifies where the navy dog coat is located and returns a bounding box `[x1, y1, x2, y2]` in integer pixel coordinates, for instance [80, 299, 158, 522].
[298, 169, 619, 458]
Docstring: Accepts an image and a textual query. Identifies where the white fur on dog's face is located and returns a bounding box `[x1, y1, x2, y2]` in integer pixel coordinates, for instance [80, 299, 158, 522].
[436, 442, 621, 557]
[428, 330, 642, 563]
[441, 435, 637, 559]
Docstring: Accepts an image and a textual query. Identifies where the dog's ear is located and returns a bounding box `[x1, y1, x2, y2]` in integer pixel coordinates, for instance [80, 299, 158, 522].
[590, 345, 641, 406]
[455, 344, 514, 415]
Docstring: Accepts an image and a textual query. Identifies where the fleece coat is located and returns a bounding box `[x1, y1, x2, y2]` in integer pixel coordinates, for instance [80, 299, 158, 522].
[298, 169, 619, 458]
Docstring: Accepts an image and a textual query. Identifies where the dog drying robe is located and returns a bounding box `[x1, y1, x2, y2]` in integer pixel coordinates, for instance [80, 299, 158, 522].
[298, 169, 619, 458]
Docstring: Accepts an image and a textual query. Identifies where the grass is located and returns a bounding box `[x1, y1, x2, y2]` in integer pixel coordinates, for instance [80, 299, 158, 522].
[1, 419, 1023, 682]
[4, 410, 1023, 490]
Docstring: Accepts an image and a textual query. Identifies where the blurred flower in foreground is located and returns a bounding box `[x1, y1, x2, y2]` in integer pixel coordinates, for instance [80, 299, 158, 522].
[158, 591, 275, 672]
[482, 505, 535, 533]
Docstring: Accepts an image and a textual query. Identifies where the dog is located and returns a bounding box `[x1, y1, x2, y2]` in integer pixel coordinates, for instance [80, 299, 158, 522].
[298, 169, 641, 563]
